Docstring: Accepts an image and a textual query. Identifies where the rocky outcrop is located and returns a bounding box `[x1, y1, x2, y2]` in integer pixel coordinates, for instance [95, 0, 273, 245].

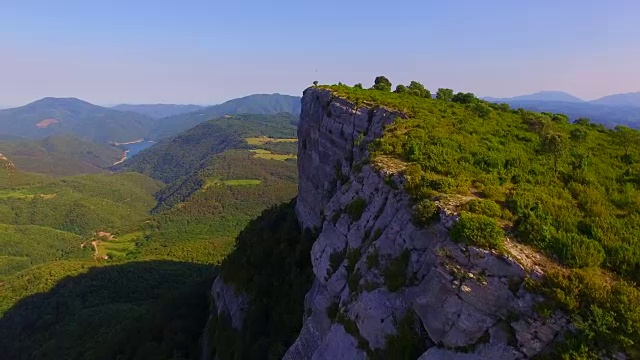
[204, 87, 568, 359]
[283, 87, 567, 359]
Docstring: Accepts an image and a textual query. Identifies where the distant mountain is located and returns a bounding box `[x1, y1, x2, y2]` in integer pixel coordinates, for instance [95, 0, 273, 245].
[150, 93, 301, 139]
[485, 91, 584, 103]
[0, 97, 155, 143]
[111, 104, 205, 119]
[118, 113, 298, 184]
[0, 134, 123, 176]
[491, 100, 640, 128]
[590, 92, 640, 107]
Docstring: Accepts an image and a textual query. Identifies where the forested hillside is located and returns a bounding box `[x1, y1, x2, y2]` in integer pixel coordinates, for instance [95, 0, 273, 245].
[111, 103, 204, 118]
[149, 94, 301, 139]
[0, 135, 123, 176]
[0, 109, 300, 359]
[325, 80, 640, 358]
[0, 97, 155, 142]
[117, 113, 298, 184]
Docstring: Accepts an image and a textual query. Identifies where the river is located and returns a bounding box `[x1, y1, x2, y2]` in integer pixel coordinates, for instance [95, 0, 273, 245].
[112, 141, 155, 166]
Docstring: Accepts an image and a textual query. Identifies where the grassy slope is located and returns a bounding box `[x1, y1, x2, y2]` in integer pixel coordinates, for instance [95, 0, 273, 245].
[325, 84, 640, 358]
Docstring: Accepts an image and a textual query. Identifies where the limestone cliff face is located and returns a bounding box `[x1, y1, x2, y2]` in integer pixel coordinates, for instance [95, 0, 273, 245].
[206, 88, 568, 360]
[284, 88, 567, 359]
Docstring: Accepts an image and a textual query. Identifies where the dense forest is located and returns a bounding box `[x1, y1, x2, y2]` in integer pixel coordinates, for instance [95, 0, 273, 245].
[117, 113, 298, 184]
[0, 135, 123, 176]
[325, 79, 640, 359]
[207, 200, 316, 360]
[0, 111, 301, 359]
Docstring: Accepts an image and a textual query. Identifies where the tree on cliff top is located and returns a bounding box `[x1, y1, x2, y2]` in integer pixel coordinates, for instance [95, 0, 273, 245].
[373, 76, 392, 92]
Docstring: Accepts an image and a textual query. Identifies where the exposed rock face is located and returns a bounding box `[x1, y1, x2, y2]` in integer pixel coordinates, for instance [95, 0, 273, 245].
[206, 87, 568, 359]
[283, 88, 567, 359]
[210, 276, 249, 331]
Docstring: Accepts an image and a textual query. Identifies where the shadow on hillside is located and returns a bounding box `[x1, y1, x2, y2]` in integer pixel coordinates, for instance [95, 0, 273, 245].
[0, 260, 215, 360]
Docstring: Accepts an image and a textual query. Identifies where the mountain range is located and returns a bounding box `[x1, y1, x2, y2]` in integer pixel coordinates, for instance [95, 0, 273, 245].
[485, 90, 640, 106]
[0, 97, 155, 143]
[483, 91, 640, 127]
[148, 93, 301, 139]
[0, 94, 302, 143]
[110, 104, 205, 119]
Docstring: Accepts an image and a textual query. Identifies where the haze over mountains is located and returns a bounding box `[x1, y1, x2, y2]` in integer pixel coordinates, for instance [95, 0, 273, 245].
[486, 90, 640, 106]
[110, 104, 205, 119]
[0, 93, 302, 143]
[483, 90, 640, 128]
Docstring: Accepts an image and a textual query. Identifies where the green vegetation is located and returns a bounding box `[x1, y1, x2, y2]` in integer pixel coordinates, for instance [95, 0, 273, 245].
[253, 151, 297, 161]
[245, 136, 297, 145]
[324, 80, 640, 357]
[412, 199, 439, 226]
[346, 196, 367, 221]
[450, 212, 505, 250]
[207, 200, 316, 360]
[461, 198, 503, 218]
[0, 135, 123, 176]
[0, 260, 213, 360]
[371, 312, 429, 360]
[150, 93, 301, 139]
[0, 109, 300, 358]
[118, 113, 298, 183]
[384, 249, 412, 292]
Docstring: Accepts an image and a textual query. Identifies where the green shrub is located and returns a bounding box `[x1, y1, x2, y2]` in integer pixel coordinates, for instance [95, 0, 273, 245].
[412, 199, 439, 226]
[371, 311, 428, 360]
[346, 197, 367, 221]
[463, 199, 502, 218]
[366, 248, 380, 270]
[450, 212, 504, 250]
[384, 250, 412, 292]
[553, 232, 605, 268]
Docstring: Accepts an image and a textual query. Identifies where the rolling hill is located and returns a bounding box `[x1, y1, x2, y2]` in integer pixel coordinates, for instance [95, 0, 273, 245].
[590, 92, 640, 106]
[0, 135, 123, 176]
[117, 113, 298, 184]
[111, 104, 204, 119]
[0, 97, 155, 143]
[149, 93, 301, 139]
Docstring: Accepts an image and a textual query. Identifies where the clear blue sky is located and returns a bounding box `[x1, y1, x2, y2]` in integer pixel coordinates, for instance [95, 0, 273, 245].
[1, 0, 638, 106]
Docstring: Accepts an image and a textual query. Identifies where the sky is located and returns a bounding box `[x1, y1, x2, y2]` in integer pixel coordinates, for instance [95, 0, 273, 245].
[1, 0, 639, 106]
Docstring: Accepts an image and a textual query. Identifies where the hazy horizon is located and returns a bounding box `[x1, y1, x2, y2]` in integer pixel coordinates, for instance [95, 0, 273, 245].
[2, 1, 639, 106]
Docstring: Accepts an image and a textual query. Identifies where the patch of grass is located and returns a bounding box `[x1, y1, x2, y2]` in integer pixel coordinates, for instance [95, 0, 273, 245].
[252, 151, 297, 161]
[223, 179, 262, 186]
[245, 137, 297, 145]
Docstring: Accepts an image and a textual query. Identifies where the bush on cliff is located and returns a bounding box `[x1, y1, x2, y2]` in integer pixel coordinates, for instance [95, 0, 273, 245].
[450, 212, 504, 250]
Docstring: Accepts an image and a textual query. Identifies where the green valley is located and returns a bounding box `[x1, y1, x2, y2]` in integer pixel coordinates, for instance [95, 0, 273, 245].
[0, 111, 300, 359]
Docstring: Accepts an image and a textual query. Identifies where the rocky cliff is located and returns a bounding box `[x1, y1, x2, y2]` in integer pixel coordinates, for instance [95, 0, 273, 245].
[207, 87, 569, 359]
